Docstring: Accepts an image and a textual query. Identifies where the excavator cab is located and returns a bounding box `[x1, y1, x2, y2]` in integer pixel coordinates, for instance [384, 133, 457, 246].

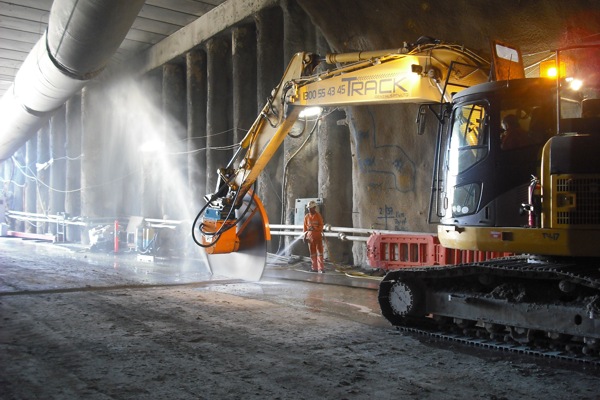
[436, 42, 600, 257]
[437, 78, 556, 229]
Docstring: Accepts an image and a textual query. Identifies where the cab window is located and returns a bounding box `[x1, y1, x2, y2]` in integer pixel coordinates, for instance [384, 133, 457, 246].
[499, 106, 552, 150]
[448, 103, 488, 174]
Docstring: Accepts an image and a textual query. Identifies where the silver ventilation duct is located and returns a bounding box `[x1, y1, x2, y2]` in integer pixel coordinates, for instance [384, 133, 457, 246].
[0, 0, 146, 161]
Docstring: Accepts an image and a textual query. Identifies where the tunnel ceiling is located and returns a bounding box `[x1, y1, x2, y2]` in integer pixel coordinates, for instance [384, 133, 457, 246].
[0, 0, 228, 98]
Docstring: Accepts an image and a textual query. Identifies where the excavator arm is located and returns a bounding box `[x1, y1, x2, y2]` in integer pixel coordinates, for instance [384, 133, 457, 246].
[192, 38, 489, 280]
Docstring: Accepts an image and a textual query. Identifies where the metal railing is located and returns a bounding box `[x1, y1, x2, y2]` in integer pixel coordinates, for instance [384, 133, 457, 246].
[269, 224, 426, 242]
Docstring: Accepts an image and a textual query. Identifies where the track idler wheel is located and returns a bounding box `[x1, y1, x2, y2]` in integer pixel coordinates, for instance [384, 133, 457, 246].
[378, 277, 425, 326]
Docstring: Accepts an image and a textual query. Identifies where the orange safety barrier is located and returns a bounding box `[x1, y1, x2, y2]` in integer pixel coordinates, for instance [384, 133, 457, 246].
[366, 232, 512, 271]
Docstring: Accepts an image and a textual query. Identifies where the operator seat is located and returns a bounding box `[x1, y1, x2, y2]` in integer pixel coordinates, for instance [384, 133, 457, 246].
[528, 106, 552, 145]
[582, 98, 600, 117]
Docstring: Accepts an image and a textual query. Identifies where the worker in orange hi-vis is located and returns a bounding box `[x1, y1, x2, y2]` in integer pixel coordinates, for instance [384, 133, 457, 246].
[303, 200, 325, 273]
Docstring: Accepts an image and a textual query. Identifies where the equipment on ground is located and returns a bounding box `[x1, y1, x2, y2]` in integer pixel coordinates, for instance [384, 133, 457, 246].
[192, 36, 600, 358]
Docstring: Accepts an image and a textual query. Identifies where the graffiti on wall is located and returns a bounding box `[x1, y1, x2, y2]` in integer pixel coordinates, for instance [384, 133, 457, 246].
[352, 108, 416, 193]
[377, 204, 408, 231]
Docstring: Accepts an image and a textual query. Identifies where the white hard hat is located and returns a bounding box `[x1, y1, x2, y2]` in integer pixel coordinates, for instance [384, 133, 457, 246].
[306, 200, 317, 209]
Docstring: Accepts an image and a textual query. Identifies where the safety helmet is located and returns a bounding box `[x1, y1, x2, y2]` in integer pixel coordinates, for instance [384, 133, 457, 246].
[306, 200, 317, 209]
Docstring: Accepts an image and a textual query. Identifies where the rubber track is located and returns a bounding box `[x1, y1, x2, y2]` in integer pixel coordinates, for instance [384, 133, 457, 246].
[387, 256, 600, 290]
[394, 324, 600, 367]
[382, 256, 600, 366]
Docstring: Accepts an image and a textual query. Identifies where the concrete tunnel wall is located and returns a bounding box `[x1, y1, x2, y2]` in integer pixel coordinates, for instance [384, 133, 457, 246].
[1, 0, 600, 267]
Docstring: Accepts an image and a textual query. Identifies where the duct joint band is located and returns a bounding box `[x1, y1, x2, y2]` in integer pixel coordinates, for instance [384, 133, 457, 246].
[45, 30, 102, 81]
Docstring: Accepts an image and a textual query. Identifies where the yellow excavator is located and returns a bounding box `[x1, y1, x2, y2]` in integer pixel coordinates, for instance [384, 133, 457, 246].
[192, 37, 600, 356]
[191, 37, 490, 279]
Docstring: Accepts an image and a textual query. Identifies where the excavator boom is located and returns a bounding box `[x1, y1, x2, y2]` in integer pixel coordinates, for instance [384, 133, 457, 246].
[191, 38, 489, 280]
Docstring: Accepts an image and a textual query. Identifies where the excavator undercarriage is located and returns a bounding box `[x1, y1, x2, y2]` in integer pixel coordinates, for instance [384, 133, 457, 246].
[379, 256, 600, 362]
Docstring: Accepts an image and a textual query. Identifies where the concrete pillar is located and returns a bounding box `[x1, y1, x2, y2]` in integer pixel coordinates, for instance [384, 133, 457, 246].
[140, 71, 163, 219]
[313, 34, 353, 264]
[281, 0, 317, 255]
[232, 25, 257, 145]
[49, 106, 67, 234]
[65, 94, 82, 242]
[255, 7, 283, 116]
[205, 38, 231, 193]
[81, 84, 108, 231]
[161, 63, 188, 220]
[318, 109, 353, 264]
[0, 161, 5, 220]
[186, 50, 207, 215]
[102, 95, 123, 219]
[11, 145, 26, 231]
[0, 160, 5, 226]
[255, 7, 284, 252]
[36, 123, 50, 234]
[281, 0, 315, 61]
[24, 138, 37, 233]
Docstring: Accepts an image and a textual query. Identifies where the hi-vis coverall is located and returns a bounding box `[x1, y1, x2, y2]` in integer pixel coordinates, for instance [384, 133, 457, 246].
[303, 210, 324, 272]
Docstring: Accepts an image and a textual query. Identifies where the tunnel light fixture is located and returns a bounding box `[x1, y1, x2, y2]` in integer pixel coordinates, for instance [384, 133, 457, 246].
[299, 106, 322, 118]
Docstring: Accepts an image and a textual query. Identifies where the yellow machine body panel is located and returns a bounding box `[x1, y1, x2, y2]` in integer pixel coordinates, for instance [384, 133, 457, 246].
[438, 224, 600, 257]
[295, 48, 489, 107]
[296, 55, 448, 107]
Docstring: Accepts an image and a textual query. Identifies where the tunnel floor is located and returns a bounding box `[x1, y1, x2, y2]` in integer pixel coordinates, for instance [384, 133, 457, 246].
[1, 238, 599, 399]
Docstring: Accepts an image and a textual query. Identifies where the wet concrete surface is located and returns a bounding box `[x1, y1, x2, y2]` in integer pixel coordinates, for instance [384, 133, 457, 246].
[0, 238, 384, 328]
[0, 238, 215, 292]
[1, 238, 600, 399]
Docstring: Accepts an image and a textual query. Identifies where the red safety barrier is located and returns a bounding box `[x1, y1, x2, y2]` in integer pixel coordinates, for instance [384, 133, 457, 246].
[366, 232, 511, 271]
